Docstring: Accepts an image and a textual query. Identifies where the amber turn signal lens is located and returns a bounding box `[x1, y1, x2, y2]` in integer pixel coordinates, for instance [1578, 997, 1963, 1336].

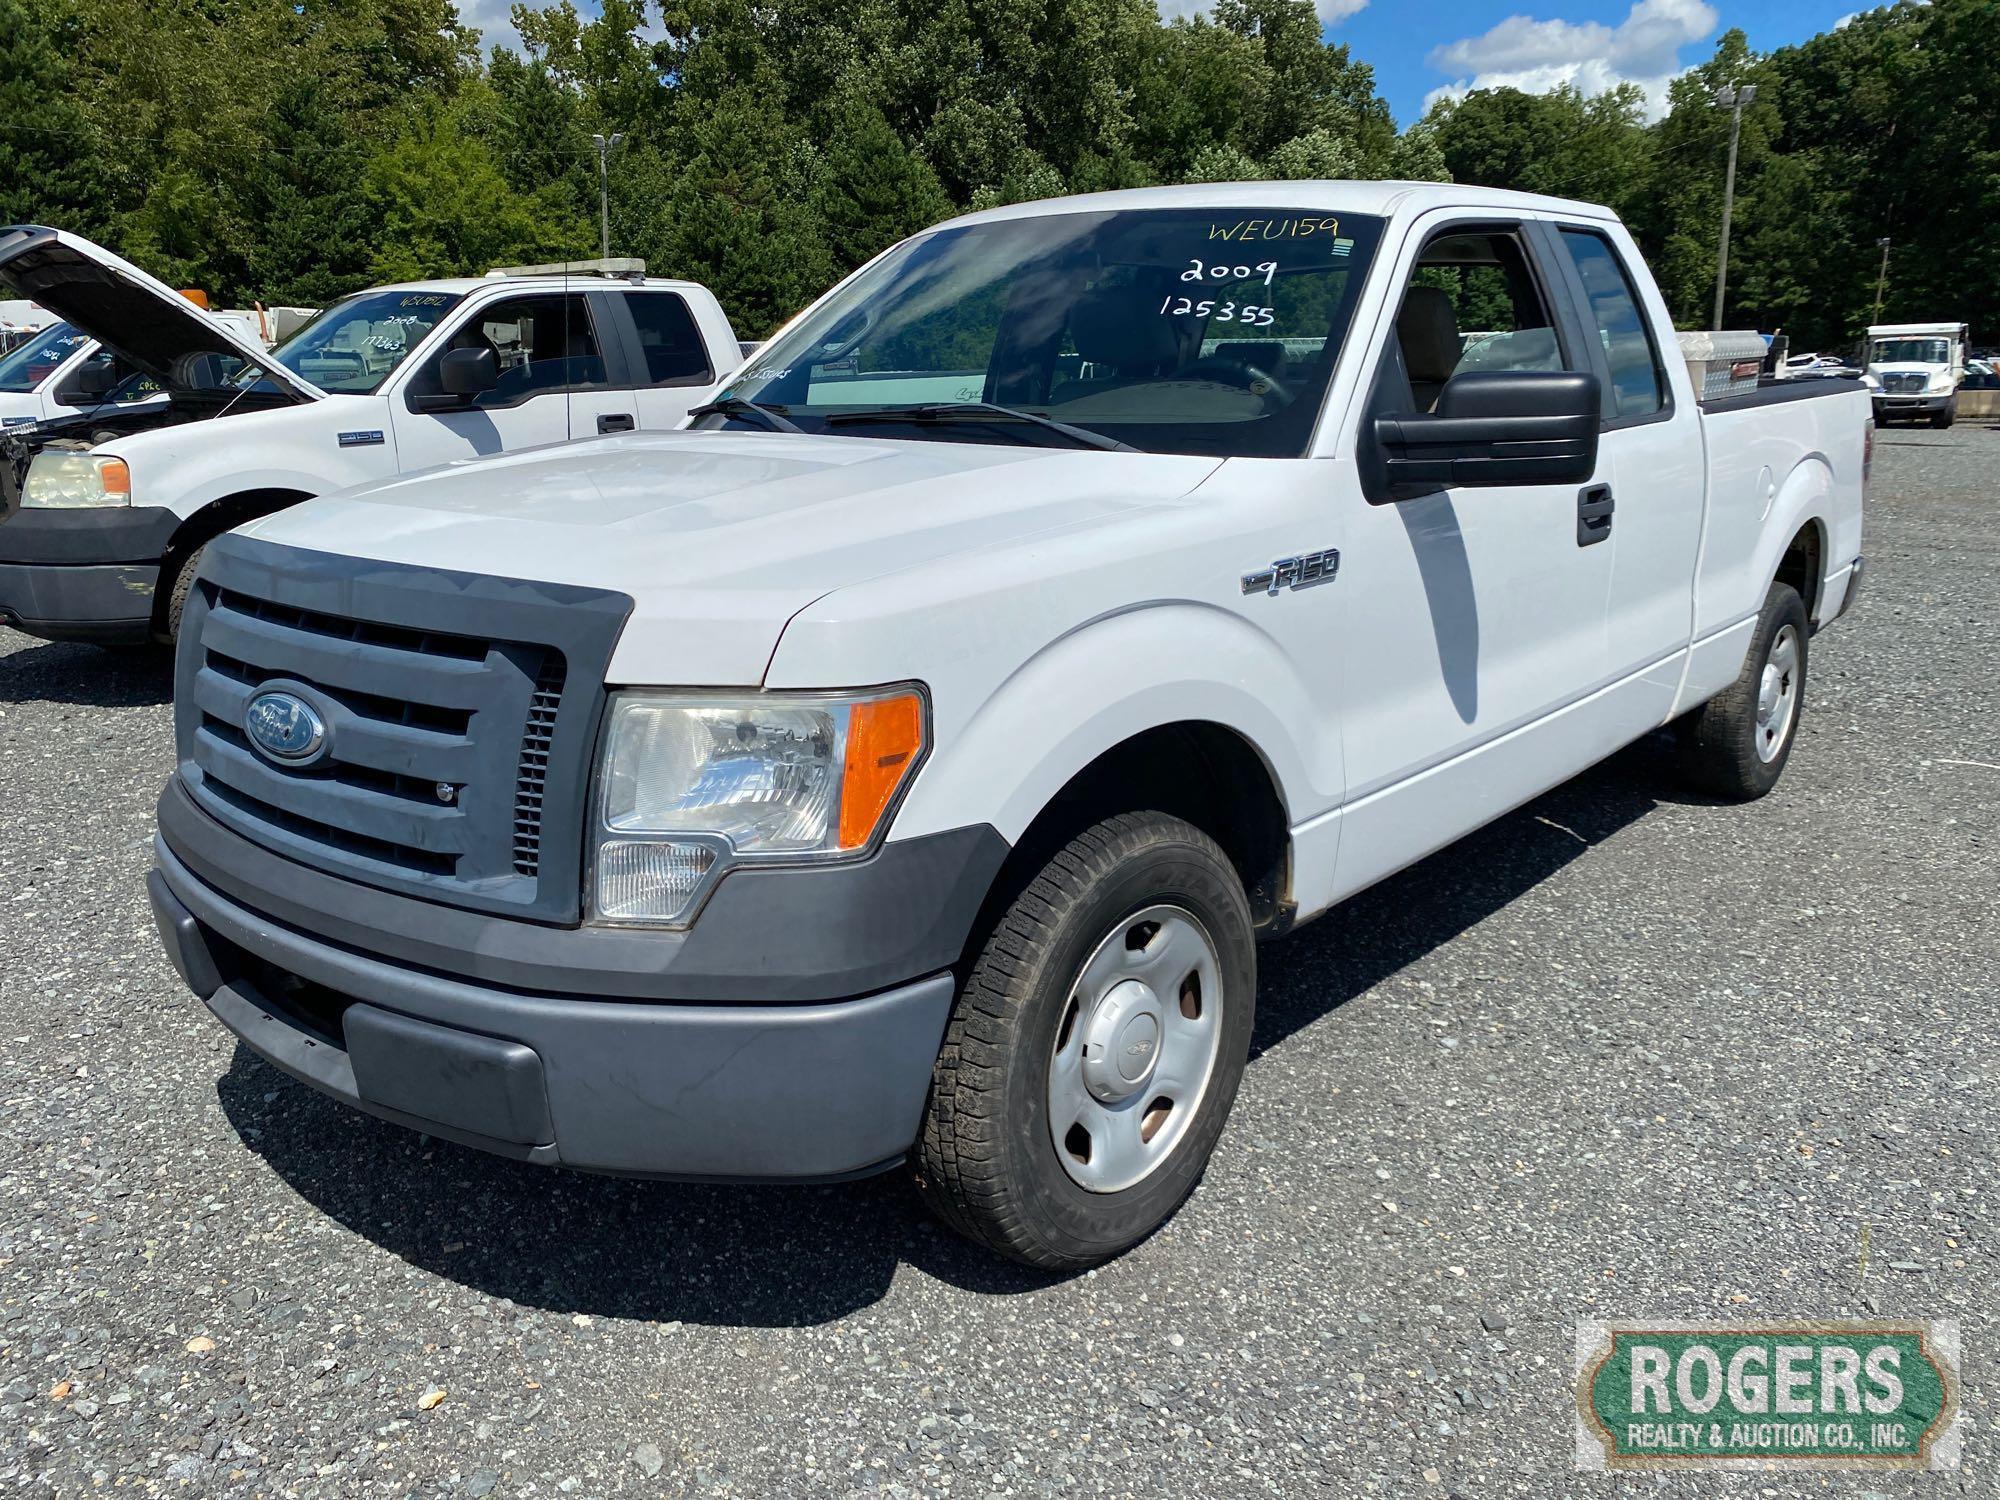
[838, 692, 924, 850]
[98, 458, 131, 499]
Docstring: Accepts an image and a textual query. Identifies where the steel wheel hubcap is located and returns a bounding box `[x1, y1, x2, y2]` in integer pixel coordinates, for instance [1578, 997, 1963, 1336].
[1755, 624, 1800, 763]
[1047, 905, 1223, 1194]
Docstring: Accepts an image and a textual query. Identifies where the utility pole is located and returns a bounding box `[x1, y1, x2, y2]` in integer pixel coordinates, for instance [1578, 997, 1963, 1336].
[1872, 237, 1893, 326]
[591, 133, 626, 261]
[1712, 83, 1757, 331]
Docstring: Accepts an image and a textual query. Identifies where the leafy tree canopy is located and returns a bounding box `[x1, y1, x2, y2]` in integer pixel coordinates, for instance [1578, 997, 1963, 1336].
[1, 0, 1988, 350]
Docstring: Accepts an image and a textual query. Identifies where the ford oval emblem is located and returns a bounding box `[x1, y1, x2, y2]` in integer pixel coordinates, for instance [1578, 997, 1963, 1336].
[244, 690, 327, 765]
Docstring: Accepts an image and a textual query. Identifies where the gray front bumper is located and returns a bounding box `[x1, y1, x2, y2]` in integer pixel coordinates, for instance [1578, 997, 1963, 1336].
[0, 505, 179, 641]
[151, 845, 958, 1180]
[0, 559, 159, 640]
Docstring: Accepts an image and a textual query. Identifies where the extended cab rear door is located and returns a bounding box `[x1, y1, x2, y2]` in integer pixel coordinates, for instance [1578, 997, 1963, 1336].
[1542, 221, 1704, 718]
[615, 287, 727, 429]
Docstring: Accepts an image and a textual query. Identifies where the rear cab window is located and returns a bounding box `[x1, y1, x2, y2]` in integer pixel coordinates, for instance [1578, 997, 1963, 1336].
[1557, 229, 1668, 420]
[625, 292, 713, 386]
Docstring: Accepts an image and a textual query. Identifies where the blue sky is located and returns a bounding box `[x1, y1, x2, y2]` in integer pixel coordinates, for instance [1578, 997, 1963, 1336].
[1324, 0, 1863, 126]
[462, 0, 1865, 131]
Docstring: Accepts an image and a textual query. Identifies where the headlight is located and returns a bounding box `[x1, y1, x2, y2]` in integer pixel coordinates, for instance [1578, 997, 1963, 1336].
[23, 451, 130, 508]
[589, 686, 927, 925]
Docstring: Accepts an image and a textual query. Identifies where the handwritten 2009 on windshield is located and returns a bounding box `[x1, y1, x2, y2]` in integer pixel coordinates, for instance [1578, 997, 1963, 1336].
[1161, 258, 1282, 324]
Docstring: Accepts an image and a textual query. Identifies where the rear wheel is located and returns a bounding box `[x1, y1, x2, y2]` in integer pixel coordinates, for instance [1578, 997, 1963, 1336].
[1676, 581, 1808, 801]
[913, 812, 1256, 1269]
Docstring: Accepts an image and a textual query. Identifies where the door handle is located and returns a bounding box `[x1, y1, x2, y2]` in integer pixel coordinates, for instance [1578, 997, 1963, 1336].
[597, 413, 636, 434]
[1576, 483, 1615, 547]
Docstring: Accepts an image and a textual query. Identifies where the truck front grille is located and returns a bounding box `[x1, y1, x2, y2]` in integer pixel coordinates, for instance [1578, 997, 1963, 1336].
[512, 657, 566, 877]
[172, 536, 630, 923]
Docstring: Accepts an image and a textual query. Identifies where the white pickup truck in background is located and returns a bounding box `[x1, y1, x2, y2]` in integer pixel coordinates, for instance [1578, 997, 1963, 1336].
[145, 183, 1868, 1269]
[0, 227, 741, 643]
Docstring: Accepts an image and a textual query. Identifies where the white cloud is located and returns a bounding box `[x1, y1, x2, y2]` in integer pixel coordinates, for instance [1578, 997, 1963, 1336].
[1423, 0, 1718, 120]
[1157, 0, 1368, 22]
[459, 0, 526, 57]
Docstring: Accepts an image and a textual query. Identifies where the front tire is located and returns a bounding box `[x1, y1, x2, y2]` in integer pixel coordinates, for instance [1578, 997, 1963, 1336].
[1932, 398, 1956, 430]
[913, 813, 1256, 1269]
[1677, 581, 1809, 800]
[158, 542, 208, 644]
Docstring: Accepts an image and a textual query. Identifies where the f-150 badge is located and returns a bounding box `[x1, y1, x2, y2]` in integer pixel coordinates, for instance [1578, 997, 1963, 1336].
[1242, 549, 1340, 596]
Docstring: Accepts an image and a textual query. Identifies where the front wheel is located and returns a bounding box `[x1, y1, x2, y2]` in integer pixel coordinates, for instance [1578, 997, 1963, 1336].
[1932, 398, 1957, 430]
[1676, 581, 1809, 800]
[158, 541, 208, 644]
[912, 812, 1256, 1269]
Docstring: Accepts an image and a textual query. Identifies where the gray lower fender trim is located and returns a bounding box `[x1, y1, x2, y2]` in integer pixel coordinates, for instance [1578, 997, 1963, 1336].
[150, 862, 957, 1180]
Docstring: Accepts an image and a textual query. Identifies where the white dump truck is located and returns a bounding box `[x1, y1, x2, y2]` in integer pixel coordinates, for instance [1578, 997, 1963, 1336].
[1864, 320, 1968, 427]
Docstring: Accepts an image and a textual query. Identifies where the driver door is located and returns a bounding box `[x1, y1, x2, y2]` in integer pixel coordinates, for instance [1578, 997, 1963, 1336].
[391, 292, 602, 469]
[1329, 215, 1618, 899]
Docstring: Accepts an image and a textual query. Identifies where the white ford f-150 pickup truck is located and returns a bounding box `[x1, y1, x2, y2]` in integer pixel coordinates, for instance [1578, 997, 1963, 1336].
[0, 227, 739, 644]
[145, 184, 1868, 1268]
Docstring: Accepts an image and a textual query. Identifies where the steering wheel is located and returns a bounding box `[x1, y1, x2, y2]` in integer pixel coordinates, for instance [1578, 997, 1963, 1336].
[1177, 357, 1293, 405]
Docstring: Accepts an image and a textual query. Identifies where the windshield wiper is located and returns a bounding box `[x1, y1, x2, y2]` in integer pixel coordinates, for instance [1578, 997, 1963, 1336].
[823, 401, 1136, 453]
[688, 395, 804, 434]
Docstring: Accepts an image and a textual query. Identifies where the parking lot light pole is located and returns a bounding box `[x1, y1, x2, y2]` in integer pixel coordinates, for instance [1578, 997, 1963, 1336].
[592, 133, 626, 261]
[1712, 83, 1757, 331]
[1873, 237, 1893, 325]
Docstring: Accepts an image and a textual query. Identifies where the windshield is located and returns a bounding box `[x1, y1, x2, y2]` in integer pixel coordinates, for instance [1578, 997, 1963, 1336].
[268, 288, 466, 394]
[717, 208, 1386, 458]
[0, 322, 90, 393]
[1872, 338, 1952, 365]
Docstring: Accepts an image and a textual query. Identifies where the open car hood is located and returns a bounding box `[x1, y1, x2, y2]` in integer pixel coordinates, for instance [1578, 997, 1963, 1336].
[0, 226, 322, 404]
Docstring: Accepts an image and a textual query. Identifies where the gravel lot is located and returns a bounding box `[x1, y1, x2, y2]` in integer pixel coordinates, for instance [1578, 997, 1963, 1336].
[1, 424, 1994, 1498]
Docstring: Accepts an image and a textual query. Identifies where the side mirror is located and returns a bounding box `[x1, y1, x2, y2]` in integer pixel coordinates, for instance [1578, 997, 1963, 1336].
[63, 358, 119, 402]
[1374, 370, 1601, 495]
[411, 346, 501, 411]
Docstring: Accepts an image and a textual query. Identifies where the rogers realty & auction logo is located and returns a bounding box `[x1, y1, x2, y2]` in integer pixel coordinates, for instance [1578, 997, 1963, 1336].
[1573, 1321, 1960, 1471]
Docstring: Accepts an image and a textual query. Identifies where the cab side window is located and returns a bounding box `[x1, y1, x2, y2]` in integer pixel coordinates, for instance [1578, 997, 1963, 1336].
[1392, 228, 1564, 412]
[1559, 230, 1667, 419]
[408, 293, 611, 408]
[626, 292, 713, 386]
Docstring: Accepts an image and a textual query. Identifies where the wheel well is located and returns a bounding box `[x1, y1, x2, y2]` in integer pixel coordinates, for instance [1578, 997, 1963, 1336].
[151, 489, 315, 630]
[1775, 519, 1825, 625]
[971, 723, 1293, 961]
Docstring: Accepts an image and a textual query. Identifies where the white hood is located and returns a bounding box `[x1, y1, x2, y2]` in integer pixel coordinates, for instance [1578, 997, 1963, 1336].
[0, 225, 320, 402]
[243, 429, 1222, 684]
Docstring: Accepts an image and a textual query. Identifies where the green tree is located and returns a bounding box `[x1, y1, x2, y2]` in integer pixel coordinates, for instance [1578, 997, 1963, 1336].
[362, 104, 554, 282]
[813, 91, 951, 269]
[1425, 83, 1648, 215]
[668, 84, 834, 336]
[0, 0, 105, 232]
